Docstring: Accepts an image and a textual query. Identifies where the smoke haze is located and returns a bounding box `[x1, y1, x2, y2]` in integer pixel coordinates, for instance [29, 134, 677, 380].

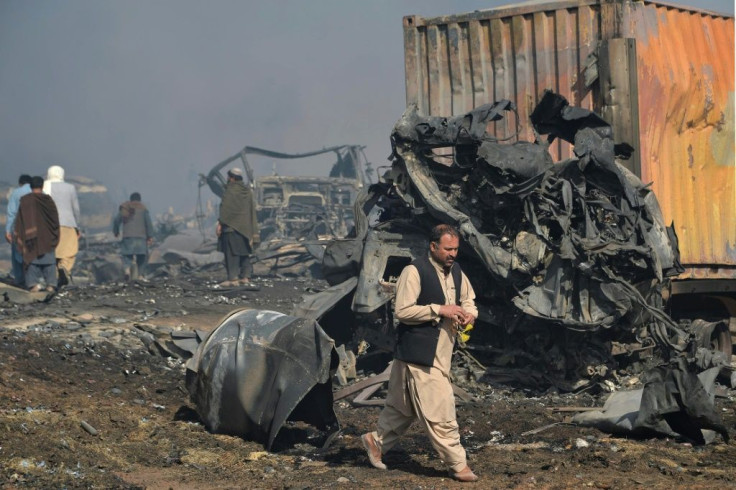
[1, 0, 733, 215]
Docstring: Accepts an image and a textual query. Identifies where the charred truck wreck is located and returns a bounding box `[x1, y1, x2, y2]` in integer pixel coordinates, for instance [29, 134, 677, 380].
[198, 144, 371, 278]
[182, 92, 731, 450]
[202, 144, 371, 241]
[309, 91, 732, 392]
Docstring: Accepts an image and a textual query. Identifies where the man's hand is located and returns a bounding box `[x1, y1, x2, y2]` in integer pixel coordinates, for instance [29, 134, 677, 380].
[4, 232, 11, 244]
[147, 238, 154, 246]
[460, 312, 476, 325]
[216, 223, 222, 237]
[438, 304, 469, 325]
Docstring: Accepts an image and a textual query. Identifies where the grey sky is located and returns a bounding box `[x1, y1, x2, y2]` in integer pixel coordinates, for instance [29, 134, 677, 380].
[1, 0, 733, 215]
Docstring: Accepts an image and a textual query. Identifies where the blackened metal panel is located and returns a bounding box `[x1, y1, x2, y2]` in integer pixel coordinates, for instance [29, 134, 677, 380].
[447, 22, 473, 115]
[468, 19, 491, 109]
[491, 16, 515, 139]
[598, 38, 642, 176]
[512, 14, 534, 143]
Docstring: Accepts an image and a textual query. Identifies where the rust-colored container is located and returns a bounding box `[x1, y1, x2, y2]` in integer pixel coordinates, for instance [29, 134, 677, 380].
[403, 0, 735, 284]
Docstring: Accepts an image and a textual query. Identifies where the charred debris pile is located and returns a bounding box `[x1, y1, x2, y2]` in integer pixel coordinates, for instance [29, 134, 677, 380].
[313, 91, 731, 393]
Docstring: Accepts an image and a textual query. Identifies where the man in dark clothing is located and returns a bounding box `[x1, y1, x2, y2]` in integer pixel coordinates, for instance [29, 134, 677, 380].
[113, 192, 154, 281]
[216, 167, 259, 287]
[15, 176, 60, 292]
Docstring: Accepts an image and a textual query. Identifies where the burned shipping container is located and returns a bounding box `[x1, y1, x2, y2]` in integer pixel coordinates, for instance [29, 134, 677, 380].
[402, 0, 735, 326]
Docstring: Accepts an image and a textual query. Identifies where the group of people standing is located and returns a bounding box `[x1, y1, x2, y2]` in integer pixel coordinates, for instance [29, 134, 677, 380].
[5, 166, 80, 292]
[5, 166, 156, 290]
[5, 164, 251, 290]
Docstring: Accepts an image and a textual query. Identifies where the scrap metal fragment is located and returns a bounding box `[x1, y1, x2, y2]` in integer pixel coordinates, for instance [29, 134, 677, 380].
[0, 283, 54, 304]
[572, 361, 728, 444]
[185, 309, 339, 450]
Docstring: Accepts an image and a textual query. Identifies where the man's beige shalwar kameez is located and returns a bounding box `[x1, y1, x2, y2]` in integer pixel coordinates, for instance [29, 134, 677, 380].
[370, 254, 477, 473]
[55, 226, 79, 272]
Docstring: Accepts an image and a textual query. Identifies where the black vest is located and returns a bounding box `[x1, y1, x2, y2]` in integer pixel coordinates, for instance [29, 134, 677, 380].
[394, 255, 462, 367]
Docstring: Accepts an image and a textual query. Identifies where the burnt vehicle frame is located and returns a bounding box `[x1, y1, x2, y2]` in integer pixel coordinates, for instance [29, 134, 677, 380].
[306, 92, 732, 392]
[202, 144, 372, 241]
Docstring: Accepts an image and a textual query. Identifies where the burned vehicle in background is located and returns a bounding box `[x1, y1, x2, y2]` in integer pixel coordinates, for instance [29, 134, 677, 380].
[203, 145, 372, 241]
[256, 175, 359, 240]
[200, 145, 372, 278]
[303, 92, 732, 392]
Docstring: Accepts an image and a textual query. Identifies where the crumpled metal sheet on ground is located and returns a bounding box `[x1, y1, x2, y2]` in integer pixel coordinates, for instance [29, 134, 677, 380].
[312, 91, 721, 391]
[161, 249, 223, 268]
[572, 360, 729, 444]
[0, 281, 55, 304]
[252, 238, 328, 278]
[148, 229, 219, 269]
[185, 308, 339, 450]
[291, 276, 358, 320]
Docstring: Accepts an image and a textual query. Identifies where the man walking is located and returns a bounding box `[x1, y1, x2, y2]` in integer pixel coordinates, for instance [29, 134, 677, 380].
[362, 224, 479, 482]
[113, 192, 154, 281]
[43, 165, 80, 287]
[216, 167, 258, 287]
[15, 176, 60, 292]
[5, 174, 32, 286]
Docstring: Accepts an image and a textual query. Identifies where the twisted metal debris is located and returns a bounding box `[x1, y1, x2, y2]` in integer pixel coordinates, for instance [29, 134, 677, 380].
[315, 91, 729, 391]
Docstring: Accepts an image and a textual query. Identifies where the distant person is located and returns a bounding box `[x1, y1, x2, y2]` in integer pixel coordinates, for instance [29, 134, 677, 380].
[43, 165, 80, 287]
[15, 176, 60, 292]
[4, 174, 32, 286]
[361, 224, 479, 482]
[113, 192, 154, 281]
[216, 167, 258, 287]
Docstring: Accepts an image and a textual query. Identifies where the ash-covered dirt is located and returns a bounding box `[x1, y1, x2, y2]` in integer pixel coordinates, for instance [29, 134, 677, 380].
[1, 273, 734, 489]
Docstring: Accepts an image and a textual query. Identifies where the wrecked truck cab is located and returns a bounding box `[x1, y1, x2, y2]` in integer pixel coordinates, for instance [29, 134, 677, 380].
[203, 144, 372, 242]
[200, 144, 372, 279]
[308, 91, 731, 393]
[256, 175, 360, 240]
[352, 225, 427, 314]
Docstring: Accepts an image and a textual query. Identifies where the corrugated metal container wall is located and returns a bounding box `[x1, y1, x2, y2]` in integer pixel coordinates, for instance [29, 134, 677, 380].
[403, 0, 603, 161]
[403, 0, 735, 279]
[621, 2, 735, 278]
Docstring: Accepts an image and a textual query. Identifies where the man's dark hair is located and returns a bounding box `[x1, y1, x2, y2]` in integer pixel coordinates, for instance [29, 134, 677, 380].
[30, 176, 44, 189]
[130, 192, 141, 202]
[19, 174, 32, 186]
[430, 224, 460, 243]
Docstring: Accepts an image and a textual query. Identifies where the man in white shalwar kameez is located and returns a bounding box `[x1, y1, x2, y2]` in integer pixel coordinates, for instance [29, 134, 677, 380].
[362, 224, 479, 482]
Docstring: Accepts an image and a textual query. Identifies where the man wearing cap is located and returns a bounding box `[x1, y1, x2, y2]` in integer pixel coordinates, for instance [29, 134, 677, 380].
[216, 167, 259, 287]
[43, 165, 80, 288]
